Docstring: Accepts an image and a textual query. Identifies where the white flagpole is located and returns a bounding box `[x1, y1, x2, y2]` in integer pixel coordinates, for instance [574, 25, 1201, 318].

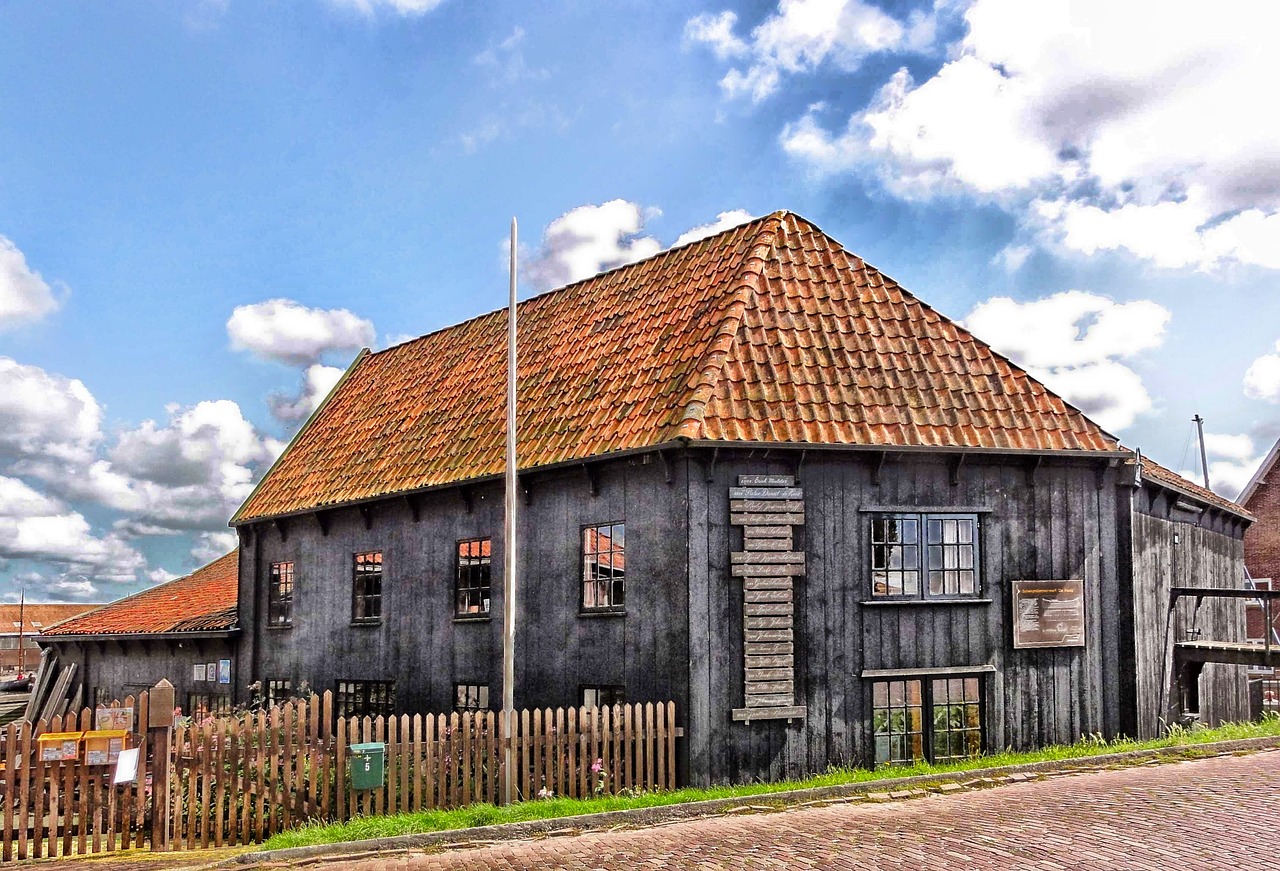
[502, 217, 518, 805]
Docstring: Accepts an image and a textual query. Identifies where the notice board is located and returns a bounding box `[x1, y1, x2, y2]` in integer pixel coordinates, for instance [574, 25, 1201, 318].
[1012, 579, 1085, 648]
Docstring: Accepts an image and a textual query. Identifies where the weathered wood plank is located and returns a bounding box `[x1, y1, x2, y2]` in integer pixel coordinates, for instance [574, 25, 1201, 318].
[729, 487, 804, 500]
[737, 475, 795, 487]
[745, 588, 793, 604]
[730, 705, 806, 722]
[745, 641, 793, 656]
[745, 680, 794, 696]
[731, 512, 804, 526]
[732, 564, 805, 577]
[741, 525, 793, 538]
[730, 551, 805, 564]
[731, 500, 805, 513]
[746, 667, 794, 682]
[746, 615, 793, 629]
[744, 694, 794, 708]
[745, 629, 793, 643]
[744, 537, 794, 551]
[745, 654, 794, 669]
[744, 602, 794, 616]
[743, 576, 794, 591]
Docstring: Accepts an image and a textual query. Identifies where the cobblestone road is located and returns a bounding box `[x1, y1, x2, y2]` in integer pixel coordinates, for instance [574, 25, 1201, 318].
[328, 751, 1280, 871]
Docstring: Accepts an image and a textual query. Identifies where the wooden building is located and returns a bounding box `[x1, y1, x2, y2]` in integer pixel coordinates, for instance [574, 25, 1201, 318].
[0, 604, 100, 676]
[228, 211, 1251, 785]
[37, 550, 240, 717]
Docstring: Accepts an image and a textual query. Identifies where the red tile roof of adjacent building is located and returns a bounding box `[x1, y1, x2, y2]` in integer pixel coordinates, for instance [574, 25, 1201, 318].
[0, 604, 103, 636]
[1138, 457, 1254, 520]
[234, 211, 1162, 524]
[39, 550, 239, 637]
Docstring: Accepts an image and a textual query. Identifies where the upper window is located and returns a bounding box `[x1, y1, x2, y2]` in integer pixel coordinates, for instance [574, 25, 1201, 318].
[455, 538, 492, 616]
[352, 551, 383, 622]
[581, 685, 625, 709]
[335, 679, 395, 719]
[265, 679, 292, 708]
[871, 675, 982, 766]
[871, 513, 978, 599]
[455, 683, 490, 711]
[268, 561, 294, 627]
[582, 522, 626, 611]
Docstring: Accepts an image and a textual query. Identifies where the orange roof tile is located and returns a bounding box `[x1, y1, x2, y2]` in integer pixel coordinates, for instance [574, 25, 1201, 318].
[0, 604, 103, 635]
[40, 551, 238, 637]
[1137, 457, 1253, 520]
[233, 212, 1126, 525]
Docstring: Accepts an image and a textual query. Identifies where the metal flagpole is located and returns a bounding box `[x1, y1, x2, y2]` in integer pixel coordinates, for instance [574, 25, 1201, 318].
[1193, 414, 1210, 490]
[502, 217, 518, 805]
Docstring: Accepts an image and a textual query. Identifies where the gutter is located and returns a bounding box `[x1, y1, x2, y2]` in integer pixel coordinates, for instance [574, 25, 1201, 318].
[37, 628, 240, 644]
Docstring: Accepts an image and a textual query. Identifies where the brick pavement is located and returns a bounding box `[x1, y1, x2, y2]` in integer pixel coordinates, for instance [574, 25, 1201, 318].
[326, 750, 1280, 871]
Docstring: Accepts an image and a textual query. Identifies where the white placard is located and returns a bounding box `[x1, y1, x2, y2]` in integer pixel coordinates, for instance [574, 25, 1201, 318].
[113, 747, 139, 785]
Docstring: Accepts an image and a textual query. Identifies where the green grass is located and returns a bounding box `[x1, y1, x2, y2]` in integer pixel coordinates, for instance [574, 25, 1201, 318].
[262, 715, 1280, 851]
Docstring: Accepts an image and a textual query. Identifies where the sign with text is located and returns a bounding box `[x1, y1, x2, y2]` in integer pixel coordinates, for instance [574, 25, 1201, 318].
[1012, 580, 1086, 648]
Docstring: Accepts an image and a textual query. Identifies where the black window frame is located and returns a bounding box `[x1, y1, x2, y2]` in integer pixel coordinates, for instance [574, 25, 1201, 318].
[187, 692, 232, 720]
[454, 682, 490, 711]
[334, 679, 395, 719]
[580, 684, 626, 709]
[870, 674, 984, 766]
[268, 560, 295, 628]
[351, 551, 383, 623]
[581, 521, 626, 613]
[265, 678, 292, 708]
[870, 512, 980, 600]
[454, 537, 492, 617]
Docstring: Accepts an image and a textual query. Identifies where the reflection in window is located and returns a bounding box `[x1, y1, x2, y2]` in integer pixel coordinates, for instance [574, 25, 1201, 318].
[582, 523, 626, 610]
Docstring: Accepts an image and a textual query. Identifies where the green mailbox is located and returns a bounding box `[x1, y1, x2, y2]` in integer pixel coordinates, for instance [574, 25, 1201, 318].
[348, 742, 386, 790]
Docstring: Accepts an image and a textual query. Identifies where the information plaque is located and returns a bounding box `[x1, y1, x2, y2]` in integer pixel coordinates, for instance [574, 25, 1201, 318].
[1012, 579, 1085, 648]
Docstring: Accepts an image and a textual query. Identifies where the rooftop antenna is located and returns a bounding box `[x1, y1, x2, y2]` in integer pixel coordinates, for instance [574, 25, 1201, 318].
[502, 217, 518, 806]
[1193, 414, 1210, 490]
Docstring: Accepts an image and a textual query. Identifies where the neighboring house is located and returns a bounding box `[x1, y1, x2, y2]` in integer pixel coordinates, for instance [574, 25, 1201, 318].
[225, 211, 1250, 785]
[0, 605, 102, 674]
[38, 550, 240, 717]
[1239, 441, 1280, 657]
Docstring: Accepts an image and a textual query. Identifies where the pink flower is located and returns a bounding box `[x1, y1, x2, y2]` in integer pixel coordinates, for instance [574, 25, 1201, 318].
[591, 758, 603, 773]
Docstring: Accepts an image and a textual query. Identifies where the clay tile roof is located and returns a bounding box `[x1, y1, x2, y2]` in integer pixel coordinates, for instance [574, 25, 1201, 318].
[1137, 457, 1254, 521]
[0, 604, 103, 635]
[40, 550, 239, 637]
[233, 211, 1125, 525]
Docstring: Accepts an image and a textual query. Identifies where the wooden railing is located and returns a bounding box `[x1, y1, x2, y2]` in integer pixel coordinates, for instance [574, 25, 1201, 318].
[1, 692, 680, 861]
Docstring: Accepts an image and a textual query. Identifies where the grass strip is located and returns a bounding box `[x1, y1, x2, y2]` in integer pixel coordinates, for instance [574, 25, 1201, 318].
[264, 714, 1280, 850]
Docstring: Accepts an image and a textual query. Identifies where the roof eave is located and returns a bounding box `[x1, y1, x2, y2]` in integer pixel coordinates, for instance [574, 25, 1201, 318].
[38, 627, 240, 643]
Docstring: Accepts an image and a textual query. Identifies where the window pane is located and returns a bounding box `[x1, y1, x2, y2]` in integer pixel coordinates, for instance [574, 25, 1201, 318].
[958, 519, 973, 544]
[583, 523, 626, 609]
[927, 519, 942, 544]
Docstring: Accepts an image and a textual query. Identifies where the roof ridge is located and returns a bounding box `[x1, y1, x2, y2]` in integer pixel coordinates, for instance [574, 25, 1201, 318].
[669, 213, 785, 441]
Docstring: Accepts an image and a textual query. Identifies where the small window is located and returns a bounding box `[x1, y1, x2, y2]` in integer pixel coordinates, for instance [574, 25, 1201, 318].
[455, 538, 492, 616]
[581, 685, 625, 709]
[871, 675, 982, 765]
[268, 561, 294, 627]
[871, 513, 979, 599]
[335, 679, 395, 719]
[265, 679, 292, 708]
[454, 683, 490, 711]
[187, 693, 232, 720]
[582, 522, 626, 611]
[352, 551, 383, 622]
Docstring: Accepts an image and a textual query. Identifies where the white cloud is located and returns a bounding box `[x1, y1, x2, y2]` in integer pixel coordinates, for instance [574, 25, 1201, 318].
[328, 0, 445, 16]
[147, 567, 178, 585]
[1245, 341, 1280, 402]
[0, 235, 60, 329]
[1179, 432, 1265, 499]
[268, 363, 345, 423]
[782, 0, 1280, 270]
[672, 210, 755, 248]
[689, 0, 925, 103]
[227, 299, 375, 367]
[192, 531, 238, 566]
[0, 357, 101, 466]
[525, 200, 663, 290]
[964, 290, 1171, 431]
[43, 578, 101, 601]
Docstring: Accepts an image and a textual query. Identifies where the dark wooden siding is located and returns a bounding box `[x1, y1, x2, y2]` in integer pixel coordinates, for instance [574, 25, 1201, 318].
[42, 636, 237, 709]
[687, 448, 1125, 786]
[1130, 487, 1250, 736]
[236, 453, 690, 751]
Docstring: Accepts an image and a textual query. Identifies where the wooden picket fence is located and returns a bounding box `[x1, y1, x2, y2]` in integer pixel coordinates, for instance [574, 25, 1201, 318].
[1, 691, 680, 861]
[0, 692, 154, 862]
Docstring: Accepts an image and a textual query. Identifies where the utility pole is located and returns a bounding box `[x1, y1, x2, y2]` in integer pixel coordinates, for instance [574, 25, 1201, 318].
[502, 218, 518, 806]
[1193, 414, 1210, 490]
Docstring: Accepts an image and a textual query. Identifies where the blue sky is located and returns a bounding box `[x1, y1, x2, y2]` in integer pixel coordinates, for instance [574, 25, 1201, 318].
[1, 0, 1277, 602]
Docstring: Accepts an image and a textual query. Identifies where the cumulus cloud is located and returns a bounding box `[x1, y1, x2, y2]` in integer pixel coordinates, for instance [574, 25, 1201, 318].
[227, 299, 375, 367]
[524, 200, 664, 290]
[1178, 432, 1266, 500]
[0, 236, 61, 329]
[963, 290, 1171, 432]
[780, 0, 1280, 271]
[268, 364, 345, 423]
[687, 0, 931, 103]
[1245, 341, 1280, 402]
[0, 357, 101, 466]
[328, 0, 445, 16]
[673, 210, 755, 248]
[192, 531, 238, 566]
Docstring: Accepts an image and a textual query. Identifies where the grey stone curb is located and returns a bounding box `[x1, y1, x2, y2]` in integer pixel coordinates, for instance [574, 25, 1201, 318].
[224, 735, 1280, 867]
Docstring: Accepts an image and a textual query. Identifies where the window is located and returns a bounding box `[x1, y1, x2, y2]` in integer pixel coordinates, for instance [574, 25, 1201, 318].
[455, 538, 492, 616]
[265, 679, 292, 708]
[582, 522, 626, 611]
[352, 551, 383, 622]
[871, 513, 978, 598]
[187, 693, 232, 720]
[581, 685, 625, 709]
[871, 676, 982, 766]
[335, 680, 395, 719]
[268, 561, 294, 627]
[454, 683, 490, 711]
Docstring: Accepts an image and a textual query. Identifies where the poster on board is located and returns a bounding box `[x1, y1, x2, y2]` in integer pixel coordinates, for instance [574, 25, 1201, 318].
[218, 659, 231, 684]
[1012, 579, 1085, 648]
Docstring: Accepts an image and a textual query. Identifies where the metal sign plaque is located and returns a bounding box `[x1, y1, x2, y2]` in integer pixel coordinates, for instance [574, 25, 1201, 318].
[1012, 580, 1086, 649]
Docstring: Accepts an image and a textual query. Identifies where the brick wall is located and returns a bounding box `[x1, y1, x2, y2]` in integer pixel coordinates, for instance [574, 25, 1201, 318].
[1245, 462, 1280, 582]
